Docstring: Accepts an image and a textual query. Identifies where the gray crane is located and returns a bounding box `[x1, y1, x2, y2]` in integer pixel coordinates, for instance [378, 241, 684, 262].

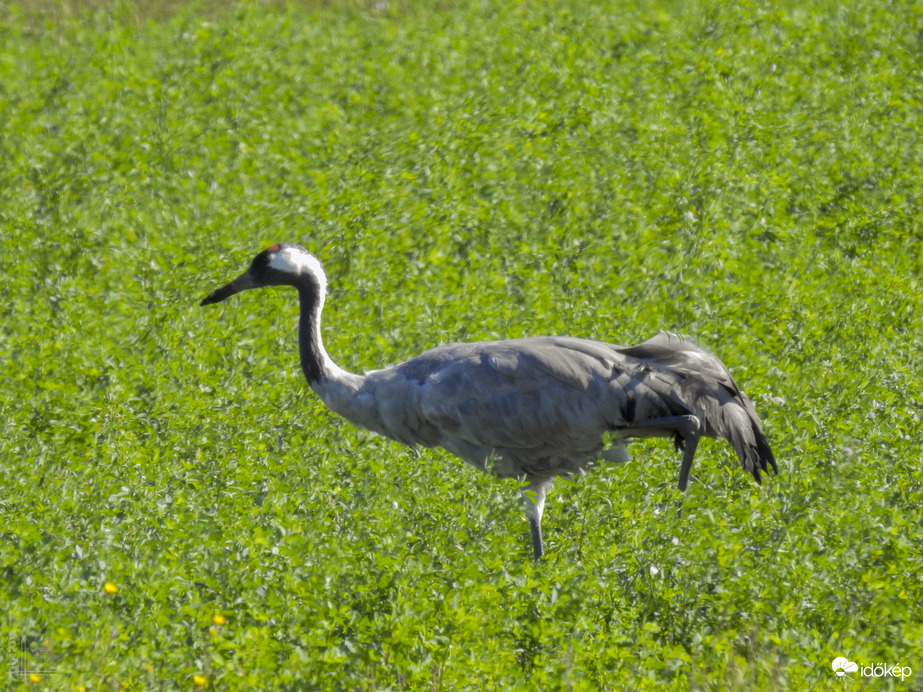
[201, 242, 777, 560]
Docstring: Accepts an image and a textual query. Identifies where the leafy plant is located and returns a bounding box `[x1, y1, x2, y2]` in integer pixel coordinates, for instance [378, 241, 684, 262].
[1, 0, 920, 689]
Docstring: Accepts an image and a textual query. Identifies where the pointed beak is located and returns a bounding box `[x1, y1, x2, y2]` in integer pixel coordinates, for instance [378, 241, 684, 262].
[200, 271, 259, 306]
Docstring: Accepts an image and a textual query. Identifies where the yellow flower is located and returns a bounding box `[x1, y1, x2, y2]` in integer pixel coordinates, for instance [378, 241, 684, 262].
[193, 674, 207, 686]
[212, 614, 226, 626]
[29, 673, 41, 683]
[104, 582, 118, 594]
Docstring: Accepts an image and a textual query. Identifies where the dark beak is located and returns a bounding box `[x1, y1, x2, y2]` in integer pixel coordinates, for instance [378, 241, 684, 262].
[200, 271, 259, 306]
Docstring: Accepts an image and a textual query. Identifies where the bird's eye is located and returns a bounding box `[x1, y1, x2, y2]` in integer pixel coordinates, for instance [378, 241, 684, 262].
[249, 252, 272, 273]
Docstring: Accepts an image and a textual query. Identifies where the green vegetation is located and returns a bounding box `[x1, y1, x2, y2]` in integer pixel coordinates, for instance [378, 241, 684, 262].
[1, 0, 921, 689]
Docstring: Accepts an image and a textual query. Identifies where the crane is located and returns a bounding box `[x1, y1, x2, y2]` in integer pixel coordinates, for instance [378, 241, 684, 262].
[201, 242, 777, 560]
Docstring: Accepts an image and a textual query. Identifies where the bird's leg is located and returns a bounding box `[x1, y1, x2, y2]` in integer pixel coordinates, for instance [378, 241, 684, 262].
[669, 429, 700, 519]
[529, 518, 543, 562]
[522, 480, 550, 561]
[677, 431, 701, 493]
[618, 414, 703, 493]
[618, 415, 701, 441]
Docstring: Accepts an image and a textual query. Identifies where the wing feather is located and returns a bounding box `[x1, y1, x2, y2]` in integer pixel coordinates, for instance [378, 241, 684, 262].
[412, 338, 618, 451]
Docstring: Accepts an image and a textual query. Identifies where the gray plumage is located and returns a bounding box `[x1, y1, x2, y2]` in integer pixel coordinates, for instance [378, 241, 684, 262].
[201, 243, 777, 560]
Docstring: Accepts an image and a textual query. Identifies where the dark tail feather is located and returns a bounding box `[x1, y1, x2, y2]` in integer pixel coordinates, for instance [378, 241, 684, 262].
[719, 394, 777, 484]
[755, 426, 778, 477]
[618, 332, 777, 484]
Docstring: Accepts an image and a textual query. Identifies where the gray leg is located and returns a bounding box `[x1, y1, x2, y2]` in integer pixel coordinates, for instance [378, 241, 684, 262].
[674, 431, 702, 518]
[522, 480, 550, 561]
[529, 516, 544, 561]
[618, 415, 703, 491]
[677, 431, 701, 492]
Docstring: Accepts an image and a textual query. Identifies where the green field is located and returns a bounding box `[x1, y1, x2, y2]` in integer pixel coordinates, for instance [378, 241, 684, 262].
[2, 0, 921, 689]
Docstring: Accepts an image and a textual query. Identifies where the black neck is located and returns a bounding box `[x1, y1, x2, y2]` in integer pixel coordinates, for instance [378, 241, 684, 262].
[297, 285, 326, 384]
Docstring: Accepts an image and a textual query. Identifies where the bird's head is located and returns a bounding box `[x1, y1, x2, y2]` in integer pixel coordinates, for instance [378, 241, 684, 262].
[200, 242, 326, 306]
